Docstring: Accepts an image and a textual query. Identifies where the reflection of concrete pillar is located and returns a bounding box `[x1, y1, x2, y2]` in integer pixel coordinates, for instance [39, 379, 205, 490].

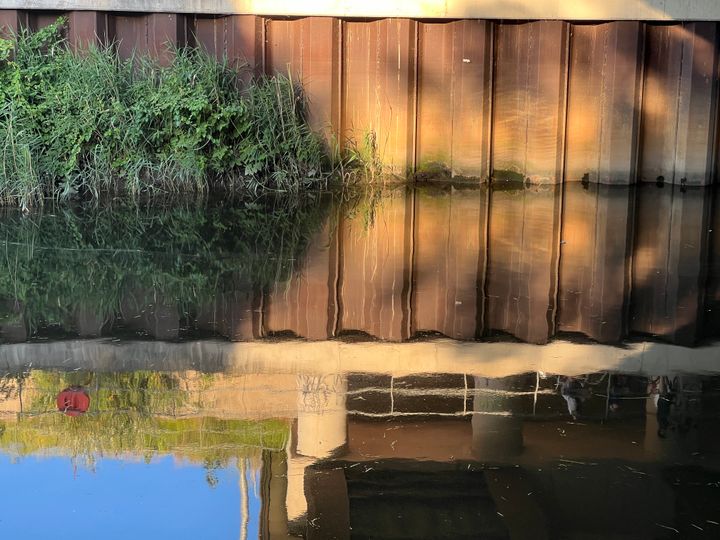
[643, 393, 664, 458]
[296, 374, 347, 459]
[286, 451, 315, 528]
[305, 467, 350, 540]
[485, 469, 549, 540]
[472, 377, 524, 459]
[264, 451, 294, 540]
[472, 414, 523, 459]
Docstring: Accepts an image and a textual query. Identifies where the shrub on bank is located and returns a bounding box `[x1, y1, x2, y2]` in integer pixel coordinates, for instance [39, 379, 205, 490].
[0, 18, 328, 207]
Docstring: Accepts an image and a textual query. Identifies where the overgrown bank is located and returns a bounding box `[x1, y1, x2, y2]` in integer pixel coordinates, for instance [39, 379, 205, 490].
[0, 19, 330, 207]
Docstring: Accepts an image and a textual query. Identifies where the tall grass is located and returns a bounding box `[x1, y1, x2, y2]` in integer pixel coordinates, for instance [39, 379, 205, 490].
[0, 19, 329, 207]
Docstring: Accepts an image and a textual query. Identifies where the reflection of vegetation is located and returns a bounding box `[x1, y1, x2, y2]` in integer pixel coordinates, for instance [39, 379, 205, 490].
[340, 184, 393, 232]
[0, 414, 289, 467]
[28, 370, 187, 415]
[0, 370, 289, 466]
[492, 169, 526, 183]
[0, 194, 331, 335]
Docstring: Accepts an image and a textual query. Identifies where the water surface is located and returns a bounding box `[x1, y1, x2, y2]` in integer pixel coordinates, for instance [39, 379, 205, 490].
[0, 183, 719, 538]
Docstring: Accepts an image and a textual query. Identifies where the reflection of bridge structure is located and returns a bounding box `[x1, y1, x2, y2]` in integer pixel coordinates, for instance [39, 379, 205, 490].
[4, 184, 717, 346]
[1, 337, 719, 538]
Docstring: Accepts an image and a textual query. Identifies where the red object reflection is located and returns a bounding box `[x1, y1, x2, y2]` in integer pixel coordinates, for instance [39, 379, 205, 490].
[56, 387, 90, 416]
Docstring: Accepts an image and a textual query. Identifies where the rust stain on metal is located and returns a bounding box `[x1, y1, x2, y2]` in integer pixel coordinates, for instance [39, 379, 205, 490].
[416, 20, 492, 179]
[492, 21, 569, 184]
[565, 22, 644, 184]
[640, 22, 719, 186]
[266, 17, 341, 140]
[343, 19, 417, 175]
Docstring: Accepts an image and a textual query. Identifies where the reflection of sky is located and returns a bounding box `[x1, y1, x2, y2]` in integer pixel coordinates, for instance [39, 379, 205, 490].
[0, 454, 262, 539]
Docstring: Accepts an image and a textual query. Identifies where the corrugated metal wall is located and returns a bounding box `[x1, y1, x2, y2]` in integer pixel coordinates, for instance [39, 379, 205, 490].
[2, 10, 720, 184]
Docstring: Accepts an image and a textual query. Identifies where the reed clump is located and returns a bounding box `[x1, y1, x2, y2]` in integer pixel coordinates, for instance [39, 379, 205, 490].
[0, 18, 328, 207]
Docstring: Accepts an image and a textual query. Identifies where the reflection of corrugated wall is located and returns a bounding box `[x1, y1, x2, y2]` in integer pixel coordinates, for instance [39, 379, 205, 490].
[2, 12, 720, 184]
[1, 185, 717, 346]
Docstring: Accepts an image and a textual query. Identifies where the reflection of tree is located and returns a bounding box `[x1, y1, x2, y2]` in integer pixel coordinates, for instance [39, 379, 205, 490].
[0, 368, 30, 412]
[298, 374, 343, 412]
[0, 370, 290, 466]
[0, 195, 332, 336]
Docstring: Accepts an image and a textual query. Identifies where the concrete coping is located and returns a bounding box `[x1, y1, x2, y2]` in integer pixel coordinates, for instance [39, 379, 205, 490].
[1, 0, 720, 21]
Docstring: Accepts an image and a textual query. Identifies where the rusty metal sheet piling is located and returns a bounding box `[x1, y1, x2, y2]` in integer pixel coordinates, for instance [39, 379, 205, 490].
[492, 21, 570, 184]
[266, 17, 341, 141]
[565, 22, 644, 185]
[192, 15, 264, 77]
[0, 9, 20, 38]
[111, 13, 188, 65]
[67, 11, 108, 48]
[416, 20, 492, 179]
[640, 23, 719, 186]
[343, 19, 417, 176]
[2, 10, 720, 184]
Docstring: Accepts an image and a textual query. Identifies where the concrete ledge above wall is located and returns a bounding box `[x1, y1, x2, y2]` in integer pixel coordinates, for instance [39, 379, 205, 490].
[2, 0, 720, 21]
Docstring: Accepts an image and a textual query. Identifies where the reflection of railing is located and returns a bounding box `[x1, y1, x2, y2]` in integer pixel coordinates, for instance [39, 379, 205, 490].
[348, 372, 569, 419]
[346, 371, 684, 420]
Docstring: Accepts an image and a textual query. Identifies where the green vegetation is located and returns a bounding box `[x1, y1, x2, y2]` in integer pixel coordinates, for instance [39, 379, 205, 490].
[0, 194, 332, 336]
[0, 370, 289, 466]
[0, 19, 329, 208]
